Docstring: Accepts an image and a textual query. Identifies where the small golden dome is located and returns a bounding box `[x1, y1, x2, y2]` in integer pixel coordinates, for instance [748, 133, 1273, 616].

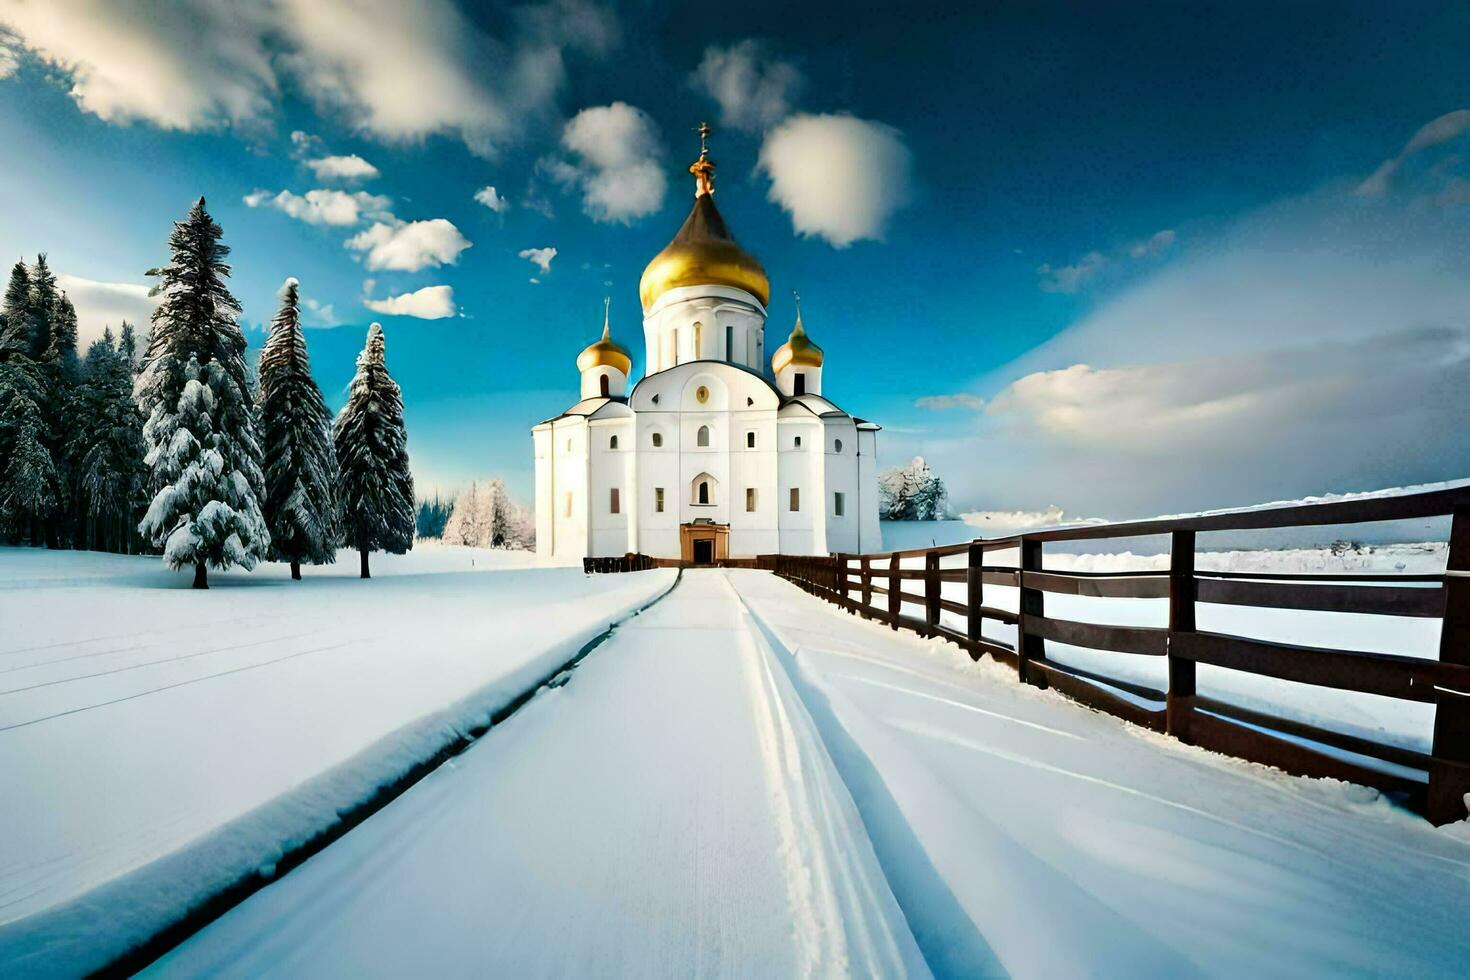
[772, 307, 823, 375]
[577, 303, 631, 376]
[639, 128, 770, 311]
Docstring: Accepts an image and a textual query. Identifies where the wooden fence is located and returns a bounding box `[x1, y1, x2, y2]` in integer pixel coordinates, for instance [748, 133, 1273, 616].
[769, 485, 1470, 826]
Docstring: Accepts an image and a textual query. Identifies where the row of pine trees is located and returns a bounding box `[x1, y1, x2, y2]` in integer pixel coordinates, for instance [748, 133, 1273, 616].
[0, 197, 417, 587]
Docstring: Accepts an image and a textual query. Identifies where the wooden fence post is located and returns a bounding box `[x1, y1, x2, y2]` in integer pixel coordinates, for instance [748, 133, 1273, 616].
[1017, 537, 1045, 686]
[1166, 529, 1197, 742]
[861, 556, 872, 613]
[836, 554, 848, 601]
[924, 551, 941, 633]
[888, 552, 901, 629]
[966, 542, 984, 660]
[1429, 505, 1470, 825]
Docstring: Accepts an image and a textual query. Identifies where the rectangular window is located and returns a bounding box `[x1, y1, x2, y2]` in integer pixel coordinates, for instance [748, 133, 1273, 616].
[725, 325, 733, 360]
[789, 488, 800, 512]
[834, 492, 845, 517]
[794, 372, 806, 395]
[746, 488, 757, 512]
[794, 435, 802, 448]
[655, 487, 665, 513]
[746, 431, 756, 449]
[610, 488, 620, 514]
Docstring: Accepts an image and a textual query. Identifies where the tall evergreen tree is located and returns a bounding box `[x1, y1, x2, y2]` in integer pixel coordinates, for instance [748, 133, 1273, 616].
[334, 322, 414, 579]
[25, 254, 57, 361]
[0, 261, 55, 545]
[257, 278, 338, 579]
[69, 328, 147, 552]
[135, 198, 268, 588]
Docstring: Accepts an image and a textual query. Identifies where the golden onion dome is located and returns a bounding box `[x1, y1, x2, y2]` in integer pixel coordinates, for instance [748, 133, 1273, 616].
[639, 126, 770, 312]
[771, 304, 823, 375]
[577, 302, 631, 376]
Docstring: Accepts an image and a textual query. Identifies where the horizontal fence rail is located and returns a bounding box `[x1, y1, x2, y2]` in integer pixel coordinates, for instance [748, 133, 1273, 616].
[763, 487, 1470, 826]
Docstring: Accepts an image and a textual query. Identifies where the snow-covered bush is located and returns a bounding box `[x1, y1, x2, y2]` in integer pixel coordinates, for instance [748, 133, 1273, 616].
[879, 455, 949, 520]
[441, 478, 534, 550]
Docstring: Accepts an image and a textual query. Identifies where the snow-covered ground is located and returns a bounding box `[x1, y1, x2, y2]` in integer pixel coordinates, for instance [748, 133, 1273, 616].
[731, 570, 1470, 977]
[4, 553, 1467, 977]
[0, 545, 673, 976]
[147, 571, 926, 978]
[893, 542, 1448, 759]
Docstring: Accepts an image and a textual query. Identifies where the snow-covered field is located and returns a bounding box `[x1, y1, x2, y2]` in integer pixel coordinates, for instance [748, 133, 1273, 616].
[0, 545, 674, 975]
[884, 542, 1448, 761]
[3, 550, 1467, 977]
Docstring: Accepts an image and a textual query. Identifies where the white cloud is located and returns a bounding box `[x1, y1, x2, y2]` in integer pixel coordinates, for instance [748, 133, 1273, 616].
[1129, 228, 1176, 259]
[474, 186, 510, 213]
[0, 0, 619, 154]
[1038, 229, 1175, 293]
[519, 246, 557, 275]
[915, 171, 1470, 516]
[304, 154, 379, 181]
[548, 102, 666, 224]
[347, 218, 472, 271]
[244, 188, 392, 226]
[56, 273, 158, 347]
[1037, 251, 1108, 294]
[0, 1, 277, 130]
[692, 40, 801, 134]
[915, 393, 985, 411]
[301, 295, 338, 327]
[364, 285, 456, 319]
[1357, 109, 1470, 197]
[758, 113, 912, 247]
[0, 36, 18, 79]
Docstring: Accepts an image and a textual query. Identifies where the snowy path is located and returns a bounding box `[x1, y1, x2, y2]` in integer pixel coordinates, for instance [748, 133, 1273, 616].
[147, 571, 928, 978]
[0, 547, 675, 976]
[727, 570, 1470, 978]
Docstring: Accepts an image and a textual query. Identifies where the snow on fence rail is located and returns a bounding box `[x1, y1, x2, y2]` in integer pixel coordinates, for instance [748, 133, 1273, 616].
[765, 484, 1470, 826]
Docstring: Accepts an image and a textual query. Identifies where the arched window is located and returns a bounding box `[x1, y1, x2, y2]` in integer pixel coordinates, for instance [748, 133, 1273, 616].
[697, 425, 710, 447]
[834, 438, 843, 453]
[609, 434, 619, 450]
[651, 432, 663, 448]
[691, 473, 716, 506]
[693, 321, 703, 359]
[599, 374, 609, 397]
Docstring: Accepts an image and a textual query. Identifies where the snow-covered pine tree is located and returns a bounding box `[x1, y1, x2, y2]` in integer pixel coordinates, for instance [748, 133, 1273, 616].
[69, 328, 146, 552]
[441, 481, 483, 546]
[0, 261, 57, 545]
[135, 198, 268, 588]
[25, 254, 57, 361]
[257, 278, 339, 579]
[334, 322, 414, 578]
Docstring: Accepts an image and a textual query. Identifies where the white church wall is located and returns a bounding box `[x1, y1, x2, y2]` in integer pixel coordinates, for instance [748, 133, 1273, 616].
[777, 418, 826, 555]
[579, 364, 627, 400]
[588, 418, 634, 557]
[534, 416, 591, 560]
[858, 428, 881, 551]
[635, 413, 682, 559]
[642, 285, 766, 374]
[823, 417, 863, 555]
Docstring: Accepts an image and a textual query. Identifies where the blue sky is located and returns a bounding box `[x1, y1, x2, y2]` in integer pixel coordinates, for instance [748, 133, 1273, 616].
[1, 1, 1468, 519]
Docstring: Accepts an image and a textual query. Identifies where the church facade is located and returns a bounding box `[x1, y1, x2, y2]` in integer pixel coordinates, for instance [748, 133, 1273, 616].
[532, 131, 881, 564]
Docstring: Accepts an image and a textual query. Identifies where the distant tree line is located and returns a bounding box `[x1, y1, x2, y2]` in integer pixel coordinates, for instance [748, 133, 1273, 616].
[0, 197, 418, 587]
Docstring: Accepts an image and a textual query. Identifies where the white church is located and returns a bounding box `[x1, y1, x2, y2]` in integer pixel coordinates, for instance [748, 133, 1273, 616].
[532, 128, 881, 564]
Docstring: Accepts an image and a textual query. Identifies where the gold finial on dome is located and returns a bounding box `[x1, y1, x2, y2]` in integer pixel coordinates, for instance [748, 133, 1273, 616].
[690, 121, 715, 197]
[772, 289, 824, 374]
[577, 297, 632, 376]
[638, 122, 770, 311]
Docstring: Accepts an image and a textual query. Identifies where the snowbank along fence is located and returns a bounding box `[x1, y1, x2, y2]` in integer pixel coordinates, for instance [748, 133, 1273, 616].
[769, 486, 1470, 826]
